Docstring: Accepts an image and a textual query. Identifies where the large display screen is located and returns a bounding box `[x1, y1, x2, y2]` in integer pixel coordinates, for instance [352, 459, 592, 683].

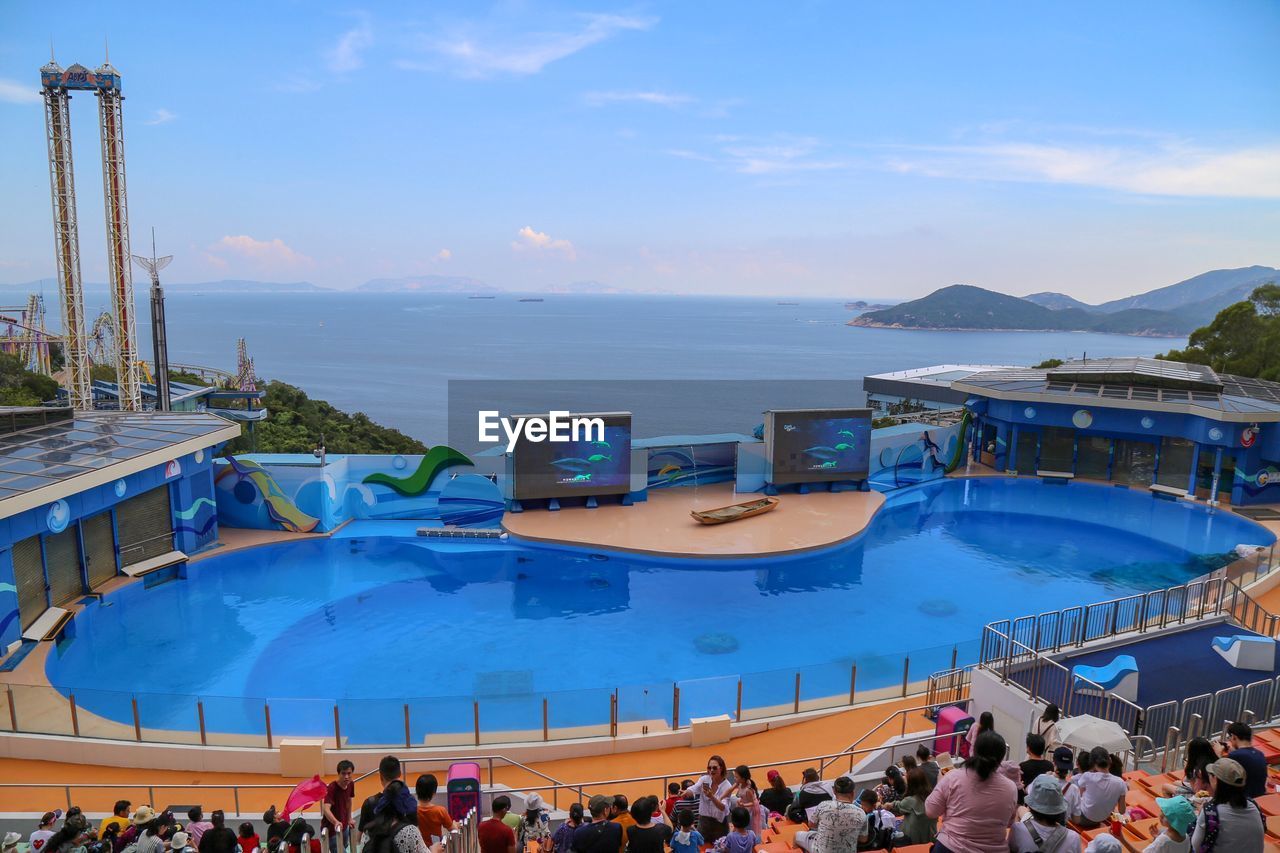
[512, 412, 632, 500]
[766, 408, 872, 485]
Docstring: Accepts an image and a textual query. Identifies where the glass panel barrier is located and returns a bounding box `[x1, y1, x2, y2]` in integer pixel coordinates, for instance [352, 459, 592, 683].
[10, 682, 75, 736]
[740, 667, 794, 722]
[339, 697, 405, 749]
[616, 682, 673, 735]
[797, 659, 855, 714]
[675, 674, 737, 727]
[478, 693, 547, 745]
[136, 690, 202, 745]
[199, 693, 273, 747]
[547, 685, 613, 740]
[269, 697, 338, 741]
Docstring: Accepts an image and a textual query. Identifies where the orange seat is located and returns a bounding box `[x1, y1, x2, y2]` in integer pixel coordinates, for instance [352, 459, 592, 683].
[892, 846, 933, 853]
[1259, 793, 1280, 817]
[1256, 728, 1280, 750]
[763, 823, 805, 849]
[1125, 789, 1159, 818]
[1123, 817, 1160, 841]
[1122, 770, 1149, 782]
[1266, 814, 1280, 840]
[753, 843, 792, 853]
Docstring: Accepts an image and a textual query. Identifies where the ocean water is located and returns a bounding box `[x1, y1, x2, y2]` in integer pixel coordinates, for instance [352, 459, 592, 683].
[137, 292, 1182, 442]
[45, 477, 1269, 742]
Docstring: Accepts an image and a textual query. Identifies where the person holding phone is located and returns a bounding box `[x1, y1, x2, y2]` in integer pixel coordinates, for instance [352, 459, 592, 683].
[690, 755, 732, 844]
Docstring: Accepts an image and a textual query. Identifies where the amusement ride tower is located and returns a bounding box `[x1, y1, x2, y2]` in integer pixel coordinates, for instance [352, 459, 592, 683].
[40, 54, 141, 411]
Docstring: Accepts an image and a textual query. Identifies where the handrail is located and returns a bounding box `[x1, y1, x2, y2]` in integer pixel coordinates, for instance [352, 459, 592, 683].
[818, 699, 965, 775]
[0, 730, 955, 814]
[353, 755, 574, 809]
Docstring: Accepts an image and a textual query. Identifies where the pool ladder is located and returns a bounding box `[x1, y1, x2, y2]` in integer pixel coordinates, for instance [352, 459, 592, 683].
[417, 527, 508, 540]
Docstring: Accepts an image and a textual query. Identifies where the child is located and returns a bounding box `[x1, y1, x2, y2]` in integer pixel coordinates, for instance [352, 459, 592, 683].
[1146, 796, 1193, 852]
[237, 823, 260, 853]
[668, 809, 703, 853]
[858, 791, 896, 850]
[713, 808, 757, 853]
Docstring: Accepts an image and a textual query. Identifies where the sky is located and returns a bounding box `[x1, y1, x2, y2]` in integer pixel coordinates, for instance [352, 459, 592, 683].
[0, 0, 1278, 301]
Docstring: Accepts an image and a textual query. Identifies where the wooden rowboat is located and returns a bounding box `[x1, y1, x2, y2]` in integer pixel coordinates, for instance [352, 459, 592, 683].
[691, 496, 780, 525]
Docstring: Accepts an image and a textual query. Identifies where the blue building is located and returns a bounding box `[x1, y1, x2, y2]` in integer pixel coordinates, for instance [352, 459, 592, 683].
[957, 357, 1280, 506]
[0, 406, 239, 650]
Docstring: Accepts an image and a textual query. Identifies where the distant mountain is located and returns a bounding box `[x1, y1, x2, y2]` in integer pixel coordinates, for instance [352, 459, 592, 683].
[1022, 291, 1097, 312]
[166, 279, 329, 293]
[1095, 266, 1278, 313]
[852, 267, 1278, 337]
[852, 285, 1193, 337]
[357, 275, 500, 293]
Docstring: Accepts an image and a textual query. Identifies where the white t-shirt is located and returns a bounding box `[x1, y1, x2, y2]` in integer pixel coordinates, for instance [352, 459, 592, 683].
[1072, 772, 1127, 824]
[29, 831, 54, 852]
[1142, 830, 1189, 853]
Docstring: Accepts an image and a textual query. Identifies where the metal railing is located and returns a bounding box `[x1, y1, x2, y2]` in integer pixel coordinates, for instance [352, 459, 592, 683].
[980, 622, 1144, 732]
[0, 721, 968, 815]
[0, 638, 975, 750]
[442, 809, 479, 853]
[818, 699, 969, 776]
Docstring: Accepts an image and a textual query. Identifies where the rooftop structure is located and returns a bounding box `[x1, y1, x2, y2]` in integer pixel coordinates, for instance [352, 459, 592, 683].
[956, 357, 1280, 421]
[863, 363, 1020, 412]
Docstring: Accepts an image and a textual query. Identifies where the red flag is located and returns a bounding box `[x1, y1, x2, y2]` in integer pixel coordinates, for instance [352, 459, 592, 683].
[281, 775, 329, 822]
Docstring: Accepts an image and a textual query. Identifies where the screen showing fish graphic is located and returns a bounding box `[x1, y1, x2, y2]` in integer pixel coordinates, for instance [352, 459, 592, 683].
[767, 408, 872, 484]
[513, 412, 632, 500]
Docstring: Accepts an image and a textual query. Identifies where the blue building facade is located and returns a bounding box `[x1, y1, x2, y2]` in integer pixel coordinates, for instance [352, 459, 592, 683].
[0, 409, 239, 650]
[956, 359, 1280, 506]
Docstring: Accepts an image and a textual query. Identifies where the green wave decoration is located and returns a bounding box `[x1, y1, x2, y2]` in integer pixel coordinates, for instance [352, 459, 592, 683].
[174, 497, 217, 520]
[944, 411, 972, 474]
[362, 446, 474, 496]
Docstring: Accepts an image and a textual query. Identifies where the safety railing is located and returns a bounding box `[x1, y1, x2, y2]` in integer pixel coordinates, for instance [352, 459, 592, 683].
[979, 622, 1143, 732]
[0, 727, 961, 816]
[1142, 673, 1280, 769]
[0, 638, 978, 750]
[925, 665, 972, 711]
[817, 698, 971, 777]
[442, 809, 479, 853]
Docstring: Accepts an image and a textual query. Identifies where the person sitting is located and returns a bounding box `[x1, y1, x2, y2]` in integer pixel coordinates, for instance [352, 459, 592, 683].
[1008, 775, 1081, 853]
[198, 812, 238, 853]
[101, 802, 132, 839]
[871, 767, 905, 809]
[1213, 721, 1268, 798]
[1145, 795, 1194, 853]
[794, 769, 832, 816]
[888, 768, 935, 846]
[916, 745, 941, 789]
[795, 776, 866, 853]
[1069, 747, 1128, 830]
[236, 823, 260, 853]
[759, 771, 794, 817]
[1189, 758, 1265, 852]
[856, 791, 895, 851]
[1019, 733, 1053, 790]
[1050, 746, 1081, 819]
[1159, 737, 1215, 799]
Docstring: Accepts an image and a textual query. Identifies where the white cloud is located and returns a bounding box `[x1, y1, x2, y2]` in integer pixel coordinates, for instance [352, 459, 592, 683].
[512, 226, 576, 260]
[584, 90, 692, 108]
[670, 135, 847, 175]
[142, 109, 177, 126]
[210, 235, 313, 267]
[400, 13, 655, 78]
[0, 78, 40, 105]
[883, 140, 1280, 199]
[327, 16, 374, 73]
[434, 248, 452, 261]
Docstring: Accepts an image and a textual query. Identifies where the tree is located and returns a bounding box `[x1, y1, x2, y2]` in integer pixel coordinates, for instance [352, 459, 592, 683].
[1032, 358, 1064, 369]
[0, 353, 58, 406]
[1158, 283, 1280, 380]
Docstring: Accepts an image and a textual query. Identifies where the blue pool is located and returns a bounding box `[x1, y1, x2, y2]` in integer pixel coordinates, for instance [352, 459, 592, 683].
[46, 477, 1273, 744]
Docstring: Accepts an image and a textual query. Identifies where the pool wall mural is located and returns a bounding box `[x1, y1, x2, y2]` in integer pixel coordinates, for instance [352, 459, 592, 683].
[213, 446, 502, 533]
[647, 443, 736, 489]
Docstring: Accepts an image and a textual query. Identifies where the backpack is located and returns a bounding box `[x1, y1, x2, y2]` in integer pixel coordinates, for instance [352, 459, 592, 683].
[860, 812, 895, 851]
[363, 820, 410, 853]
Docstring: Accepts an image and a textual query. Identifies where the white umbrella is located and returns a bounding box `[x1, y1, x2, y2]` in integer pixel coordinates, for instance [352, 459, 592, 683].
[1056, 714, 1131, 754]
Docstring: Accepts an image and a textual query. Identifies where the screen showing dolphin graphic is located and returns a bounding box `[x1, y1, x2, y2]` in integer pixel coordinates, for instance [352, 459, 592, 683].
[513, 412, 632, 500]
[767, 408, 872, 484]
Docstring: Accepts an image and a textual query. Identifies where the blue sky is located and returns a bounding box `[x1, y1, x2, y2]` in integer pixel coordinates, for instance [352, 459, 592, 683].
[0, 0, 1277, 300]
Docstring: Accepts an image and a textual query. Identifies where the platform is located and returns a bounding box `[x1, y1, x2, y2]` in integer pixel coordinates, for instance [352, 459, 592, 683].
[501, 482, 884, 558]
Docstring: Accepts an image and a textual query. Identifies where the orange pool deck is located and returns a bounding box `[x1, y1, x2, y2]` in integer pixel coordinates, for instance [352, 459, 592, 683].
[502, 482, 884, 557]
[0, 697, 930, 813]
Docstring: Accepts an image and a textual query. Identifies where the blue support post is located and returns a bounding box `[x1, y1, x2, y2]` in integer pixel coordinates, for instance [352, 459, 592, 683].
[1187, 443, 1201, 497]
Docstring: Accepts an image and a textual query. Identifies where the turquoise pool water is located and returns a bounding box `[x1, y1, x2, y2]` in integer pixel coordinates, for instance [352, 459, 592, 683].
[45, 478, 1272, 743]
